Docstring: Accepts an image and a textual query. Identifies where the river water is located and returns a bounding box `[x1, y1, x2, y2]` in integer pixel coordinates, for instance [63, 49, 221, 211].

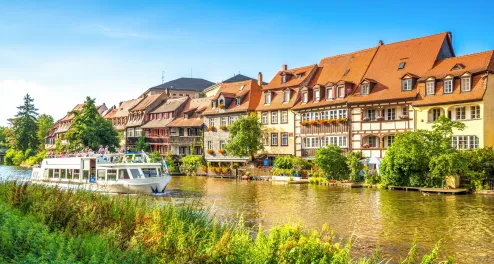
[1, 166, 493, 263]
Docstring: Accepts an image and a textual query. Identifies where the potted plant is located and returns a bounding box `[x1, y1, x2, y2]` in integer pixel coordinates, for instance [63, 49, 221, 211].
[221, 166, 229, 174]
[218, 149, 226, 155]
[219, 125, 228, 131]
[361, 143, 371, 149]
[218, 103, 225, 109]
[328, 119, 336, 124]
[207, 149, 215, 155]
[362, 117, 371, 121]
[207, 125, 215, 131]
[309, 120, 317, 126]
[399, 115, 409, 120]
[376, 116, 384, 121]
[300, 121, 310, 126]
[320, 119, 329, 125]
[338, 117, 348, 123]
[201, 165, 207, 171]
[214, 167, 221, 173]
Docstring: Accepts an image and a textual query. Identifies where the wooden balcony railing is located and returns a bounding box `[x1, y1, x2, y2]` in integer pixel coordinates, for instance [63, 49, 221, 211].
[169, 136, 201, 145]
[300, 123, 349, 134]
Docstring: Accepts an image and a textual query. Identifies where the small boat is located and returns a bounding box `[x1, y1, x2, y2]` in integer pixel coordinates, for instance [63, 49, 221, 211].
[31, 152, 171, 194]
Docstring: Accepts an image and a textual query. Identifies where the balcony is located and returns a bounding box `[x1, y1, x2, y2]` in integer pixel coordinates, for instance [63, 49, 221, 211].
[300, 123, 349, 135]
[146, 136, 169, 144]
[169, 136, 202, 145]
[301, 148, 348, 158]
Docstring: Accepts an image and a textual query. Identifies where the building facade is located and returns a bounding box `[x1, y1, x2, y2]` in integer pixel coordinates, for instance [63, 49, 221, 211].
[104, 98, 144, 148]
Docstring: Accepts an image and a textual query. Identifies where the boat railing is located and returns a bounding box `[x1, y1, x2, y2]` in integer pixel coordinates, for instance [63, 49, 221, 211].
[46, 151, 154, 164]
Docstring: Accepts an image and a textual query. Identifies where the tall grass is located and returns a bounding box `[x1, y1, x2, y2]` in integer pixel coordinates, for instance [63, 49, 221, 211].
[0, 182, 451, 263]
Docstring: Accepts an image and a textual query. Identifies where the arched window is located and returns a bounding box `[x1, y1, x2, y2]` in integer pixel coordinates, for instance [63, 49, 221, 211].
[428, 108, 444, 122]
[362, 136, 379, 148]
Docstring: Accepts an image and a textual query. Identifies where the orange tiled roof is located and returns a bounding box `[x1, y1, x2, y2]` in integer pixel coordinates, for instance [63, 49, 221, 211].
[150, 97, 188, 114]
[130, 94, 164, 112]
[112, 98, 144, 118]
[167, 97, 210, 127]
[104, 107, 118, 119]
[264, 64, 317, 90]
[256, 88, 300, 111]
[348, 32, 451, 104]
[203, 80, 262, 115]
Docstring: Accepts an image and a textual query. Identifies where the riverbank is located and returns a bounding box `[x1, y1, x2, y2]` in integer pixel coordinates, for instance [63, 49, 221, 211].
[0, 181, 450, 263]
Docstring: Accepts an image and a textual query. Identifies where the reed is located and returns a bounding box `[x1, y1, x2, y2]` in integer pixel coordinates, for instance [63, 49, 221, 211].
[0, 182, 451, 263]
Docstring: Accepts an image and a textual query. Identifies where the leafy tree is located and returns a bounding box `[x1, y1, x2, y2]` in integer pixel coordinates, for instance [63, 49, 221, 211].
[293, 156, 312, 170]
[135, 136, 149, 152]
[346, 152, 362, 182]
[274, 156, 294, 169]
[429, 152, 468, 187]
[36, 114, 54, 149]
[181, 155, 204, 176]
[11, 94, 39, 152]
[0, 126, 6, 144]
[314, 145, 349, 180]
[149, 151, 162, 163]
[65, 97, 119, 151]
[224, 113, 264, 161]
[164, 151, 178, 173]
[459, 148, 494, 190]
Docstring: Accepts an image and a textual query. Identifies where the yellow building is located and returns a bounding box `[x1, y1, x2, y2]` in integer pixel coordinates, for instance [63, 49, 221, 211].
[413, 50, 494, 149]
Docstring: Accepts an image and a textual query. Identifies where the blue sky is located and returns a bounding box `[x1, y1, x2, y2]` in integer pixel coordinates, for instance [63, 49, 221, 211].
[1, 0, 493, 125]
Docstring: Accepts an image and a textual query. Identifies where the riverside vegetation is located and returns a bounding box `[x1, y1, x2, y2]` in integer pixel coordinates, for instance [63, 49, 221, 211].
[0, 182, 451, 263]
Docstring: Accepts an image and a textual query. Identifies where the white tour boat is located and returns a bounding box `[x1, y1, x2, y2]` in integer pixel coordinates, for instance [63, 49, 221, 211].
[31, 152, 171, 194]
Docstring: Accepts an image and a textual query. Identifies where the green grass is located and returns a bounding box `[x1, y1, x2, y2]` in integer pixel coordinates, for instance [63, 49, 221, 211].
[0, 182, 451, 263]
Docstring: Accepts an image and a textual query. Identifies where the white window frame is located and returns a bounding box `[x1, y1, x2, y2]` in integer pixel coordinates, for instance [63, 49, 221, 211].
[283, 90, 290, 102]
[281, 133, 288, 146]
[271, 133, 278, 146]
[228, 116, 234, 125]
[281, 110, 288, 123]
[314, 89, 320, 101]
[338, 86, 345, 98]
[326, 87, 333, 99]
[261, 112, 268, 124]
[386, 108, 396, 120]
[455, 106, 466, 120]
[452, 135, 479, 150]
[265, 92, 271, 105]
[207, 141, 213, 150]
[426, 81, 435, 95]
[271, 111, 278, 124]
[361, 83, 369, 95]
[402, 79, 412, 91]
[209, 118, 215, 127]
[366, 109, 376, 121]
[461, 77, 471, 92]
[304, 137, 320, 149]
[444, 79, 453, 94]
[302, 92, 308, 103]
[471, 105, 481, 119]
[221, 117, 227, 126]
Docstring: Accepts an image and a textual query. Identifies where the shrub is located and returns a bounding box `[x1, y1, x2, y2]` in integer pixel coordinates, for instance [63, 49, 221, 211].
[273, 155, 294, 169]
[346, 152, 362, 182]
[149, 151, 162, 163]
[181, 155, 203, 176]
[219, 125, 228, 131]
[206, 149, 214, 155]
[314, 145, 349, 180]
[23, 150, 47, 166]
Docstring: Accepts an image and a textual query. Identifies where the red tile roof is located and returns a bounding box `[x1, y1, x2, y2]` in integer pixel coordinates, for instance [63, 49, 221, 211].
[130, 94, 165, 112]
[167, 98, 210, 127]
[203, 80, 262, 115]
[348, 32, 451, 104]
[264, 64, 317, 90]
[256, 88, 300, 111]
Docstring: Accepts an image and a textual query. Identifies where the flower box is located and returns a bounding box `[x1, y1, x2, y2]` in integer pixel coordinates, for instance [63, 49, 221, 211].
[376, 116, 384, 121]
[320, 119, 329, 125]
[206, 149, 215, 155]
[218, 104, 225, 109]
[361, 144, 371, 149]
[362, 117, 371, 121]
[207, 125, 215, 131]
[219, 125, 228, 131]
[221, 167, 229, 174]
[309, 120, 317, 126]
[300, 121, 310, 126]
[218, 149, 226, 155]
[214, 167, 221, 173]
[336, 117, 348, 123]
[399, 115, 409, 120]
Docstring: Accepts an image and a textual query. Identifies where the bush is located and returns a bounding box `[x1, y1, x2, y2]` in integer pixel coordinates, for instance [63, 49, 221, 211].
[23, 150, 47, 166]
[273, 155, 294, 169]
[428, 152, 468, 187]
[149, 151, 162, 163]
[4, 149, 25, 166]
[347, 152, 362, 182]
[164, 151, 178, 173]
[181, 155, 203, 176]
[314, 145, 349, 180]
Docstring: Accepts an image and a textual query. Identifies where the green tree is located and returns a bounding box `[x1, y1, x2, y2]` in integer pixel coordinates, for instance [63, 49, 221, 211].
[346, 151, 362, 182]
[36, 114, 54, 149]
[224, 113, 264, 161]
[0, 126, 6, 144]
[429, 152, 468, 187]
[65, 97, 119, 151]
[164, 151, 178, 173]
[135, 136, 149, 152]
[181, 155, 204, 176]
[273, 156, 294, 169]
[314, 145, 349, 180]
[149, 151, 162, 163]
[11, 94, 39, 152]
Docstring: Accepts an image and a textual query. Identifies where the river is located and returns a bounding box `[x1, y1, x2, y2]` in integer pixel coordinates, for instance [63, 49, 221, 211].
[1, 165, 493, 263]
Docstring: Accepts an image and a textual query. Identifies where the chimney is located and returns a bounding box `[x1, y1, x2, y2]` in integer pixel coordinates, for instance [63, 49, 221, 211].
[282, 64, 288, 71]
[257, 72, 263, 86]
[378, 40, 384, 46]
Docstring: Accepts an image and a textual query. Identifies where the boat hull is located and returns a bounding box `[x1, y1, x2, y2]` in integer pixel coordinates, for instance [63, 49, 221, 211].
[97, 177, 171, 194]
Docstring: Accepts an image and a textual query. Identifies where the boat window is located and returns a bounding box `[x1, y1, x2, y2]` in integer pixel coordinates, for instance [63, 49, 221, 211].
[97, 169, 106, 181]
[142, 168, 158, 177]
[61, 169, 67, 179]
[130, 169, 142, 178]
[67, 169, 73, 179]
[107, 169, 117, 181]
[49, 169, 54, 178]
[74, 169, 80, 180]
[43, 169, 49, 178]
[54, 169, 60, 178]
[83, 170, 89, 180]
[119, 170, 130, 180]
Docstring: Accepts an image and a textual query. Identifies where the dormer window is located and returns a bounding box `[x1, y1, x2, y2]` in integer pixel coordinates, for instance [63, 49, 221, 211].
[426, 81, 435, 95]
[402, 79, 413, 91]
[184, 113, 189, 120]
[344, 69, 350, 76]
[281, 75, 287, 83]
[236, 97, 241, 106]
[283, 90, 290, 103]
[212, 101, 216, 108]
[239, 85, 245, 91]
[314, 89, 320, 101]
[302, 92, 308, 103]
[296, 74, 302, 79]
[444, 78, 453, 94]
[361, 83, 369, 95]
[461, 76, 471, 92]
[338, 86, 345, 98]
[326, 87, 333, 99]
[451, 64, 465, 71]
[265, 92, 272, 105]
[398, 62, 406, 70]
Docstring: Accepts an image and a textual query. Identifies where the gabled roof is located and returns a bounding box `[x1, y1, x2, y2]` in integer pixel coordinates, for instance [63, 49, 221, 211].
[105, 98, 144, 119]
[348, 32, 452, 103]
[418, 50, 494, 81]
[203, 80, 262, 115]
[61, 103, 105, 122]
[223, 74, 267, 84]
[167, 97, 210, 127]
[264, 64, 317, 90]
[256, 88, 300, 111]
[149, 97, 188, 114]
[148, 77, 214, 92]
[130, 94, 166, 112]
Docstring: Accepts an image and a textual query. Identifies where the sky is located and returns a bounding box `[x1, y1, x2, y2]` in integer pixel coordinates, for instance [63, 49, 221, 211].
[1, 0, 494, 126]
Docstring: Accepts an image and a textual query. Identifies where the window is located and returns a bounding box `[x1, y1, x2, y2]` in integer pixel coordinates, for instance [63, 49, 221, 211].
[344, 69, 350, 76]
[212, 101, 216, 108]
[281, 133, 288, 146]
[228, 116, 234, 125]
[471, 105, 480, 119]
[321, 136, 347, 147]
[236, 97, 241, 105]
[326, 87, 333, 99]
[444, 79, 453, 93]
[281, 75, 287, 83]
[361, 84, 369, 95]
[239, 85, 245, 91]
[402, 79, 412, 91]
[338, 87, 345, 98]
[455, 106, 466, 120]
[321, 111, 328, 120]
[178, 128, 184, 136]
[281, 110, 288, 123]
[184, 113, 189, 119]
[283, 90, 290, 102]
[219, 140, 226, 150]
[310, 112, 319, 121]
[127, 128, 135, 137]
[329, 110, 337, 119]
[386, 108, 396, 120]
[366, 136, 379, 148]
[452, 136, 479, 150]
[265, 92, 271, 104]
[271, 133, 278, 146]
[261, 112, 268, 124]
[296, 74, 302, 79]
[426, 81, 435, 95]
[398, 62, 406, 70]
[263, 134, 269, 146]
[271, 111, 278, 124]
[366, 109, 376, 121]
[221, 117, 227, 126]
[314, 89, 320, 101]
[402, 106, 408, 116]
[135, 128, 143, 137]
[461, 77, 471, 92]
[385, 135, 395, 148]
[304, 137, 320, 149]
[302, 92, 308, 103]
[209, 118, 215, 127]
[207, 141, 213, 150]
[430, 108, 442, 122]
[338, 109, 347, 118]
